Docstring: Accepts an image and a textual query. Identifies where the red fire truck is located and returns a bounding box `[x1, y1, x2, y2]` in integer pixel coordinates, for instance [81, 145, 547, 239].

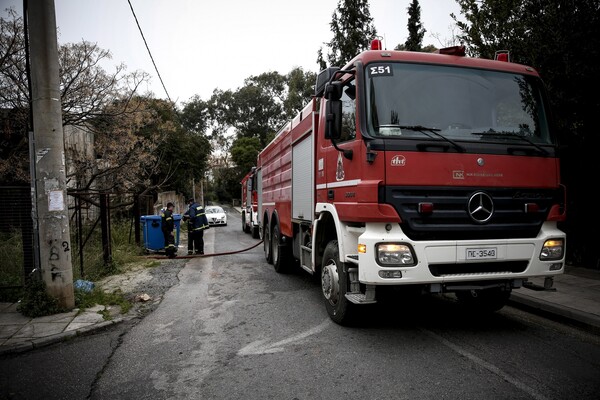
[256, 41, 566, 325]
[241, 167, 260, 238]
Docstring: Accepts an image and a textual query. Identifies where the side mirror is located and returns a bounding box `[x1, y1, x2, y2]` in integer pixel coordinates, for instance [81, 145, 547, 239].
[325, 99, 342, 140]
[315, 67, 341, 97]
[324, 81, 343, 101]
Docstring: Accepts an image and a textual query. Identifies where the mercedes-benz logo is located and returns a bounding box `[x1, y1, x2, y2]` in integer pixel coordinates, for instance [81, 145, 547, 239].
[468, 192, 494, 223]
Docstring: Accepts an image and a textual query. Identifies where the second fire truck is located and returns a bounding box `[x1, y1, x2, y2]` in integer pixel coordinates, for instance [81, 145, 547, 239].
[241, 167, 260, 238]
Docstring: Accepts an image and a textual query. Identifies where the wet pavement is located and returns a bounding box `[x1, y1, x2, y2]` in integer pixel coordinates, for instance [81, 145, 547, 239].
[1, 255, 598, 355]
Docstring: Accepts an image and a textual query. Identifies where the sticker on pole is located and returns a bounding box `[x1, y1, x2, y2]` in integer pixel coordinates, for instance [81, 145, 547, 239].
[48, 190, 65, 211]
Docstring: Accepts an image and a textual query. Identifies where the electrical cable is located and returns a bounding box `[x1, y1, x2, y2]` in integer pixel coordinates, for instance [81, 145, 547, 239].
[126, 0, 173, 103]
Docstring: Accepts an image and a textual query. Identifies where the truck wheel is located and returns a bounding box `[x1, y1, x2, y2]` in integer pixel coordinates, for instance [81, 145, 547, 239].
[264, 223, 273, 264]
[272, 223, 290, 273]
[242, 212, 250, 233]
[252, 225, 260, 239]
[321, 240, 355, 325]
[455, 288, 511, 313]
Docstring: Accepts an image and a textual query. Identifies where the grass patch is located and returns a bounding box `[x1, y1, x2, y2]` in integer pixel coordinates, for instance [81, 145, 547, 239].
[72, 220, 144, 282]
[3, 217, 148, 315]
[74, 287, 132, 319]
[17, 279, 133, 320]
[0, 229, 26, 302]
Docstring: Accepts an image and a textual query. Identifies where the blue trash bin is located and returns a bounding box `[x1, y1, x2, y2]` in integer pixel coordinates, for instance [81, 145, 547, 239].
[140, 214, 182, 252]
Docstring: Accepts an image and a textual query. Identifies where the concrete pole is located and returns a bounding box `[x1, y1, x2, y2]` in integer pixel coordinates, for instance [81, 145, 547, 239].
[28, 0, 74, 308]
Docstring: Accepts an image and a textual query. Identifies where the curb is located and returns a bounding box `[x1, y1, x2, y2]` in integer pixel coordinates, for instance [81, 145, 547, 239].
[0, 317, 124, 356]
[509, 292, 600, 333]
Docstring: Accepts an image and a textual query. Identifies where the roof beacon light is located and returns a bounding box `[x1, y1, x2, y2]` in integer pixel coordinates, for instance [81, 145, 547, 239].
[371, 39, 382, 50]
[437, 45, 466, 56]
[495, 50, 510, 62]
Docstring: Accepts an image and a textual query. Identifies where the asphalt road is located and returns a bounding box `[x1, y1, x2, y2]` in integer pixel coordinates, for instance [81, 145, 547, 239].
[2, 206, 600, 400]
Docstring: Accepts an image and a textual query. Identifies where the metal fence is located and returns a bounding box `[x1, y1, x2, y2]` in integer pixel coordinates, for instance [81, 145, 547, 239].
[0, 186, 35, 289]
[0, 185, 158, 293]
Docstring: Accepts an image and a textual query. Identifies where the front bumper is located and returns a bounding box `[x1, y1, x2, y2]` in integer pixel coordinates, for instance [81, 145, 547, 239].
[354, 221, 565, 285]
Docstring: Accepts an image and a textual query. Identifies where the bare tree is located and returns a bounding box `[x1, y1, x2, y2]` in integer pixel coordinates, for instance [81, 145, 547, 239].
[0, 7, 168, 197]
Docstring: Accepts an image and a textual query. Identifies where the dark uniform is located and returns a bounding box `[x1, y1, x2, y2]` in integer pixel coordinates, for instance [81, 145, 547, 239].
[160, 203, 177, 258]
[183, 199, 209, 255]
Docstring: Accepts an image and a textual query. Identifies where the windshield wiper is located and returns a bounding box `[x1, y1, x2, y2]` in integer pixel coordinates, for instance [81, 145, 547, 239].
[397, 125, 465, 153]
[473, 129, 548, 155]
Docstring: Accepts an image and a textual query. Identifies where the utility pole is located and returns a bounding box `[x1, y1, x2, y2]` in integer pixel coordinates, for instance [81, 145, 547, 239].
[27, 0, 74, 308]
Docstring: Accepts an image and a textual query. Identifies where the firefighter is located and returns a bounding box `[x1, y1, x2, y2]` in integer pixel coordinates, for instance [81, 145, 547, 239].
[160, 202, 177, 258]
[182, 198, 209, 255]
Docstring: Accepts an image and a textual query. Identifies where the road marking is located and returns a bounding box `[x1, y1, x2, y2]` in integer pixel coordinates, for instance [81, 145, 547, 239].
[238, 318, 331, 356]
[420, 328, 549, 400]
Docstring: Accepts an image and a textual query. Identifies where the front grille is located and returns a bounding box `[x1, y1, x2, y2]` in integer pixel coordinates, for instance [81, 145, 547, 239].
[384, 186, 558, 241]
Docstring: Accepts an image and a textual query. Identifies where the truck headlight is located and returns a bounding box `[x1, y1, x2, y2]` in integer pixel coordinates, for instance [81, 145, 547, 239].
[540, 238, 564, 261]
[376, 243, 416, 266]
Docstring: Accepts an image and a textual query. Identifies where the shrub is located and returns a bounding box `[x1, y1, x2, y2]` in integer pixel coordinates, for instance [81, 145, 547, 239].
[17, 279, 64, 318]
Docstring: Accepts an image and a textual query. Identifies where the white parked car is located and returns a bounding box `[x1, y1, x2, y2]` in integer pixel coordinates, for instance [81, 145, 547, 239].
[205, 205, 227, 226]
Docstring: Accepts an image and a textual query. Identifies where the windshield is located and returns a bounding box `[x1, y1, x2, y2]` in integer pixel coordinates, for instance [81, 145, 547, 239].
[206, 207, 224, 214]
[365, 62, 554, 145]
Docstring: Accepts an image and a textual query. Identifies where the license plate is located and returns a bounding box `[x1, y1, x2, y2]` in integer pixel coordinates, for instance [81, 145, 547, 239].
[466, 247, 497, 260]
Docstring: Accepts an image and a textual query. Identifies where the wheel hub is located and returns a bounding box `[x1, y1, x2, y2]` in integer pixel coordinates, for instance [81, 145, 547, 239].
[321, 260, 339, 304]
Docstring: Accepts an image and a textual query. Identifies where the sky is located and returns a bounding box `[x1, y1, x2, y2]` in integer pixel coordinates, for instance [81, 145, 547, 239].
[1, 0, 463, 106]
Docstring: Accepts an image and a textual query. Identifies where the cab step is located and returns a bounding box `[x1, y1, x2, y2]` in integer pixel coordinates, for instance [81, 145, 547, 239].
[345, 284, 377, 304]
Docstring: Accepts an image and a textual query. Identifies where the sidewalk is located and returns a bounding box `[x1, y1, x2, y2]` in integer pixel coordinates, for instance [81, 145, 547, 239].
[509, 266, 600, 331]
[1, 264, 598, 355]
[0, 259, 162, 356]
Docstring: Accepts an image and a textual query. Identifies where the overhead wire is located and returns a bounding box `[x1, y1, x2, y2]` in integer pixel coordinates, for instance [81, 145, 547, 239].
[126, 0, 173, 104]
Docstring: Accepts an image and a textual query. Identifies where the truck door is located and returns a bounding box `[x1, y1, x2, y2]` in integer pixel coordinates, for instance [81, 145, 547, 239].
[317, 79, 362, 207]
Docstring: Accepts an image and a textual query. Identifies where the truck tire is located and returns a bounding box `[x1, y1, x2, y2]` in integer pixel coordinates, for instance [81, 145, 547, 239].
[264, 222, 273, 264]
[321, 240, 355, 325]
[272, 223, 290, 273]
[242, 212, 250, 233]
[252, 225, 260, 239]
[455, 287, 511, 313]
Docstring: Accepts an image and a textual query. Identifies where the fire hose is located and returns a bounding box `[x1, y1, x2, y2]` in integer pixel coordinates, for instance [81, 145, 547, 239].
[145, 240, 263, 259]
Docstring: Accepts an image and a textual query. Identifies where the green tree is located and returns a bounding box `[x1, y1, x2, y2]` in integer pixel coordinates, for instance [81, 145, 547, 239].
[317, 0, 377, 69]
[230, 136, 262, 176]
[183, 68, 318, 203]
[405, 0, 425, 51]
[452, 0, 600, 267]
[451, 0, 528, 59]
[178, 95, 214, 184]
[145, 99, 211, 195]
[179, 94, 210, 135]
[284, 67, 317, 118]
[204, 73, 288, 148]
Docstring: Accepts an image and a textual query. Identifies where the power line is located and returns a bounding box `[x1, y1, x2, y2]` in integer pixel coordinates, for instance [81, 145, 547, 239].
[126, 0, 173, 103]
